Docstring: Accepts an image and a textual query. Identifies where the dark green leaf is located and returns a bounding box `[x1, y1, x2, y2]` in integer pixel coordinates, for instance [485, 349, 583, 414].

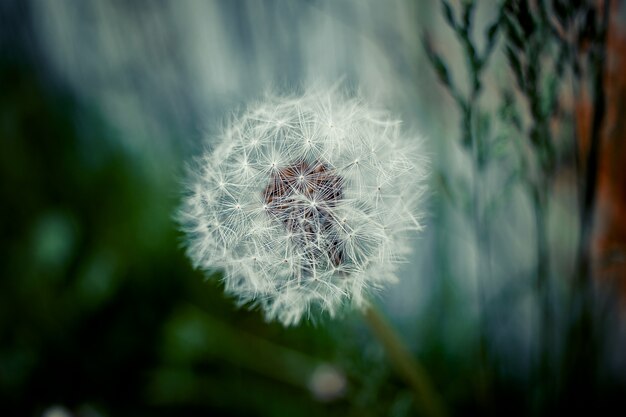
[462, 0, 476, 32]
[486, 19, 500, 47]
[505, 45, 525, 91]
[423, 36, 453, 89]
[441, 0, 457, 29]
[503, 13, 526, 50]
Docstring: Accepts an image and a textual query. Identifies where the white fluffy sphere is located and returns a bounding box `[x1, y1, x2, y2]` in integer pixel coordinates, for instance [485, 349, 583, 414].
[178, 89, 427, 326]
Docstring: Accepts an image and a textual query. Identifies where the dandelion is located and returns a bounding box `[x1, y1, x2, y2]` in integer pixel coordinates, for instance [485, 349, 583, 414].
[178, 88, 427, 326]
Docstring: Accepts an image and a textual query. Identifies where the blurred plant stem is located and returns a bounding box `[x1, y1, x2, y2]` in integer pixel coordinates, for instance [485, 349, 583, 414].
[364, 306, 447, 417]
[425, 1, 499, 405]
[575, 0, 610, 286]
[564, 0, 610, 402]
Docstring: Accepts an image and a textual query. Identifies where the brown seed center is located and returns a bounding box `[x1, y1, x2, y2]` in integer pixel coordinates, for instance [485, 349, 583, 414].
[263, 160, 344, 267]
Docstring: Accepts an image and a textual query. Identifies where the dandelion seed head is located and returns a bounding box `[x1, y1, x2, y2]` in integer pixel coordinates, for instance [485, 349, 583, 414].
[178, 88, 427, 326]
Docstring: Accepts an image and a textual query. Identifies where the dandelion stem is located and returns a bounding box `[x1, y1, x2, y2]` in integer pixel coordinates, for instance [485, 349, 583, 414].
[364, 306, 447, 417]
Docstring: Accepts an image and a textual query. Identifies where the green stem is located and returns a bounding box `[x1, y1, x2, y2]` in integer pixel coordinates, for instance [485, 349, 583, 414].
[364, 306, 447, 417]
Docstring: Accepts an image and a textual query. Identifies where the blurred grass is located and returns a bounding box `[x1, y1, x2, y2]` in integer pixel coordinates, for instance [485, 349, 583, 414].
[0, 55, 618, 417]
[0, 62, 363, 417]
[0, 61, 505, 416]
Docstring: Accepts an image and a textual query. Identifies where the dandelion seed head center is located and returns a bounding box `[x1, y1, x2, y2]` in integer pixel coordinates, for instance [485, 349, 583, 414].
[263, 159, 345, 267]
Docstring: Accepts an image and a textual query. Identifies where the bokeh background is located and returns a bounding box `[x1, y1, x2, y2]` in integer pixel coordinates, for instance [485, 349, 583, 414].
[2, 1, 626, 416]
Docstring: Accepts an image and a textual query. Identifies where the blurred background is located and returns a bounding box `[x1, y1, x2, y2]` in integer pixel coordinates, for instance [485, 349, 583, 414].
[1, 0, 626, 416]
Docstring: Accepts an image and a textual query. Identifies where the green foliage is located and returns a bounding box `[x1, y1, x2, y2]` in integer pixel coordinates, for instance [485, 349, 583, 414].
[423, 0, 622, 415]
[0, 63, 358, 417]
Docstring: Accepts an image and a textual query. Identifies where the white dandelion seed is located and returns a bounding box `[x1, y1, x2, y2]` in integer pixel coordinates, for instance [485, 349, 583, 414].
[178, 88, 428, 326]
